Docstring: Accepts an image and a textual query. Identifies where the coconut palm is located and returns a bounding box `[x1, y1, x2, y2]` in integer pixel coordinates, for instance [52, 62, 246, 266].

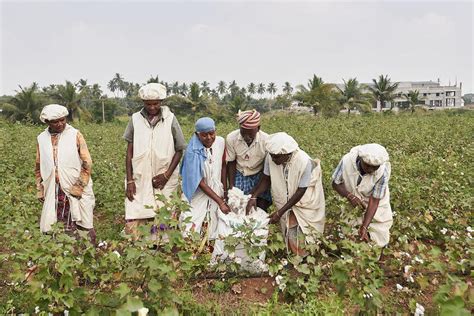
[147, 75, 159, 83]
[179, 83, 189, 96]
[201, 81, 211, 95]
[403, 90, 423, 113]
[228, 94, 248, 114]
[368, 74, 399, 111]
[76, 79, 89, 92]
[171, 82, 180, 95]
[108, 73, 125, 98]
[337, 78, 372, 114]
[257, 83, 266, 97]
[267, 82, 277, 99]
[294, 75, 340, 116]
[247, 83, 256, 97]
[50, 81, 89, 121]
[217, 81, 227, 96]
[90, 84, 103, 99]
[282, 82, 293, 95]
[0, 83, 44, 123]
[228, 80, 239, 95]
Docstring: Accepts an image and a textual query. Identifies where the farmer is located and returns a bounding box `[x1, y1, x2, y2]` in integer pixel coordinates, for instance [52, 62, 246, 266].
[180, 117, 230, 244]
[226, 109, 271, 210]
[331, 143, 392, 247]
[123, 83, 186, 238]
[35, 104, 96, 243]
[246, 132, 325, 255]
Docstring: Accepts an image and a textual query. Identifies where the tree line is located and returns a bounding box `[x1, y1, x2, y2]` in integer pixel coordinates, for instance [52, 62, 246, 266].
[0, 73, 425, 124]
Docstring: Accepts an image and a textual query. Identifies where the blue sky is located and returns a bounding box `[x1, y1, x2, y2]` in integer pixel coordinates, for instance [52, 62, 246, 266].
[1, 0, 472, 95]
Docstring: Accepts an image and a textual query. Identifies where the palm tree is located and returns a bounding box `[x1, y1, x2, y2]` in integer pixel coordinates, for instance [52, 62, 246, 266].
[368, 74, 399, 111]
[228, 80, 239, 94]
[108, 73, 124, 98]
[147, 75, 159, 83]
[217, 81, 227, 96]
[179, 83, 189, 96]
[1, 83, 44, 123]
[257, 83, 266, 97]
[403, 90, 423, 113]
[267, 82, 277, 98]
[228, 94, 248, 114]
[247, 83, 256, 97]
[294, 75, 340, 116]
[90, 84, 103, 99]
[76, 79, 88, 92]
[201, 81, 211, 95]
[171, 82, 180, 95]
[282, 82, 293, 96]
[337, 78, 372, 115]
[50, 81, 89, 121]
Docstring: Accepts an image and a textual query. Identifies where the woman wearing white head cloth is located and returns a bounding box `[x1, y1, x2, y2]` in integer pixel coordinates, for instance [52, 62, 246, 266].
[332, 144, 392, 247]
[35, 104, 96, 243]
[246, 132, 326, 256]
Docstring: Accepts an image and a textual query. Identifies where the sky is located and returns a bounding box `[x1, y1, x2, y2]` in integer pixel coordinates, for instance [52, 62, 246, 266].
[1, 0, 473, 96]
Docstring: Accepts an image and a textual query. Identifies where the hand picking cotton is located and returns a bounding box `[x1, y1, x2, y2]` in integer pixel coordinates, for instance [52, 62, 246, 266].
[212, 188, 269, 272]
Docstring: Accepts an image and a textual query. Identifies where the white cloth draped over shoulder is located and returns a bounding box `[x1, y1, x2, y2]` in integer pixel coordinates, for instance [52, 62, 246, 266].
[269, 149, 326, 242]
[37, 124, 95, 232]
[341, 146, 392, 246]
[125, 106, 179, 220]
[180, 136, 226, 240]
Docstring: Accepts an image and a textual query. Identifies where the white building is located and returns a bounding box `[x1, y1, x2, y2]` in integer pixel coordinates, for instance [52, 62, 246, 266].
[376, 80, 463, 110]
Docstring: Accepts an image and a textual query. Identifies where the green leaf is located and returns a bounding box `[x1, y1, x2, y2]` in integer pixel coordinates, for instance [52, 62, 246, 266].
[148, 278, 162, 293]
[114, 283, 130, 299]
[123, 296, 143, 312]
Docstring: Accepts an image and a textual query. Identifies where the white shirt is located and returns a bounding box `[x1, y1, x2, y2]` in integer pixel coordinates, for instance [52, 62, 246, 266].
[226, 129, 269, 176]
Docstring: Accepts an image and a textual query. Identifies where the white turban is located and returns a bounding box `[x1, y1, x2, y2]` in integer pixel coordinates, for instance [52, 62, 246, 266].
[265, 132, 299, 154]
[40, 104, 69, 123]
[358, 144, 389, 166]
[138, 83, 167, 100]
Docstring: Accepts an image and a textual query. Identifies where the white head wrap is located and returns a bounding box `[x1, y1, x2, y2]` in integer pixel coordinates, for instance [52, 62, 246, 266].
[40, 104, 69, 123]
[138, 83, 167, 100]
[358, 144, 389, 166]
[265, 132, 299, 154]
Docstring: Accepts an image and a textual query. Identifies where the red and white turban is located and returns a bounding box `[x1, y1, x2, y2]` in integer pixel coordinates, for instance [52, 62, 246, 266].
[237, 109, 261, 129]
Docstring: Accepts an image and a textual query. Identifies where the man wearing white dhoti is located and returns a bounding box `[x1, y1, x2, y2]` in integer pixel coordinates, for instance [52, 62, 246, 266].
[332, 143, 392, 247]
[123, 83, 186, 238]
[35, 104, 96, 243]
[247, 132, 325, 255]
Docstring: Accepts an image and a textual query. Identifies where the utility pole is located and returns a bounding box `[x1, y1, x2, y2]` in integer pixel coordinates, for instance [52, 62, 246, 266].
[101, 97, 105, 123]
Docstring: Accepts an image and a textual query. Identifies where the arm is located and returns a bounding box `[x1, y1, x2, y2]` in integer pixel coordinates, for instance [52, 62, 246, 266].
[269, 187, 307, 224]
[153, 117, 186, 188]
[332, 180, 364, 208]
[246, 174, 271, 214]
[70, 132, 92, 198]
[35, 144, 44, 202]
[152, 150, 183, 189]
[125, 142, 136, 201]
[359, 196, 381, 241]
[198, 179, 230, 214]
[227, 160, 237, 190]
[221, 151, 227, 195]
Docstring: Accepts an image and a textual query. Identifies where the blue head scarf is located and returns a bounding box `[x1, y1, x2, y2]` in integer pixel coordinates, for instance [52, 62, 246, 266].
[180, 117, 216, 202]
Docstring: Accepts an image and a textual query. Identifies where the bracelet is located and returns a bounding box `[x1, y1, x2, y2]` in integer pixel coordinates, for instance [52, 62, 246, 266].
[163, 172, 169, 180]
[360, 226, 368, 231]
[127, 180, 135, 184]
[250, 197, 257, 200]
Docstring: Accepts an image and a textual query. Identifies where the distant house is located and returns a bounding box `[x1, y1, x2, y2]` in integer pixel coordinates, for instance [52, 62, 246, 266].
[389, 81, 463, 110]
[335, 80, 464, 111]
